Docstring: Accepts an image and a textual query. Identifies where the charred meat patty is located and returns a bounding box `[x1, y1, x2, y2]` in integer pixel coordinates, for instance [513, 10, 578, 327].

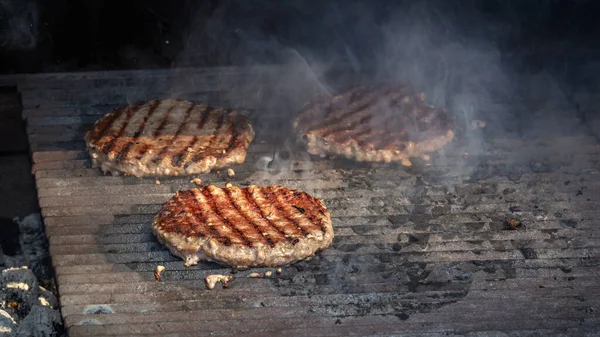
[84, 99, 255, 177]
[152, 185, 334, 268]
[292, 84, 454, 165]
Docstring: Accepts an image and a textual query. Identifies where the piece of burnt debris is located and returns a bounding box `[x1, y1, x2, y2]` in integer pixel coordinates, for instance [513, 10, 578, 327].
[504, 218, 523, 230]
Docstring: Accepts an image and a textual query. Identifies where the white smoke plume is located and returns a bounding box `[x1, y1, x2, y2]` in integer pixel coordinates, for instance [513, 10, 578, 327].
[170, 0, 587, 179]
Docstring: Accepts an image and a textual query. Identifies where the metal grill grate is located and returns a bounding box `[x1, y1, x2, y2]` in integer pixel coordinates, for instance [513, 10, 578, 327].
[18, 67, 600, 336]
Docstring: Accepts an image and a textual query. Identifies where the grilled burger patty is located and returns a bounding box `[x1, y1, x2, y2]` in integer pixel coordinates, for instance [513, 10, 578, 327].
[152, 185, 334, 268]
[84, 99, 255, 177]
[292, 84, 455, 165]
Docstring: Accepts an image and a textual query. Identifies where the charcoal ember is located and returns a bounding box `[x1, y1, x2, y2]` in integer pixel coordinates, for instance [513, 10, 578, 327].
[38, 287, 59, 309]
[1, 266, 39, 312]
[0, 309, 17, 335]
[1, 266, 62, 337]
[12, 304, 62, 337]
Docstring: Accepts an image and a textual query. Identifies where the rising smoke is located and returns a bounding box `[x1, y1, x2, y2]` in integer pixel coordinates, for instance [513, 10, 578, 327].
[171, 0, 586, 179]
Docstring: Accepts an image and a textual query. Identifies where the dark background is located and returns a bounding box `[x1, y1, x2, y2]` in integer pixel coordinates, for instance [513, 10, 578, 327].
[1, 0, 600, 75]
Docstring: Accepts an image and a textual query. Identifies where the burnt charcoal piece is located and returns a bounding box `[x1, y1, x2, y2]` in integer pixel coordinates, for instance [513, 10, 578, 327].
[560, 219, 578, 228]
[520, 248, 538, 259]
[509, 206, 521, 213]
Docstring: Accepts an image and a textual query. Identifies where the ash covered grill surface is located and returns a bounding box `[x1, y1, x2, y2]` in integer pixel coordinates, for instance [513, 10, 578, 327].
[17, 67, 600, 336]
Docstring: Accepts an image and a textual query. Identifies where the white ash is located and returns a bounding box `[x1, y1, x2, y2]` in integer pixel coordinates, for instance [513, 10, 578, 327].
[1, 267, 62, 337]
[0, 309, 17, 334]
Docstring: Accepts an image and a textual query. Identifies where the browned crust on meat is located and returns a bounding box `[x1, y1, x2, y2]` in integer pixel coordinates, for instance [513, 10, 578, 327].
[152, 185, 334, 268]
[84, 99, 255, 177]
[292, 84, 455, 163]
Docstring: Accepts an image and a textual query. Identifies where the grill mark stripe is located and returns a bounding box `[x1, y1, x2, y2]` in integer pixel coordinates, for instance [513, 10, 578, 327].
[164, 192, 213, 239]
[258, 187, 308, 238]
[222, 187, 275, 247]
[101, 104, 138, 155]
[198, 188, 252, 248]
[88, 108, 122, 142]
[273, 187, 323, 235]
[241, 188, 297, 244]
[184, 191, 226, 242]
[250, 187, 305, 240]
[305, 87, 380, 134]
[355, 98, 428, 149]
[185, 109, 227, 166]
[150, 102, 196, 166]
[146, 102, 179, 164]
[206, 109, 227, 150]
[294, 92, 337, 126]
[303, 86, 366, 130]
[217, 115, 240, 158]
[215, 113, 248, 160]
[309, 85, 395, 126]
[332, 127, 372, 145]
[310, 101, 385, 139]
[318, 89, 404, 139]
[153, 102, 175, 137]
[177, 106, 213, 168]
[329, 93, 409, 144]
[303, 194, 330, 234]
[117, 100, 161, 161]
[213, 113, 234, 156]
[186, 189, 234, 245]
[326, 116, 374, 144]
[91, 101, 144, 142]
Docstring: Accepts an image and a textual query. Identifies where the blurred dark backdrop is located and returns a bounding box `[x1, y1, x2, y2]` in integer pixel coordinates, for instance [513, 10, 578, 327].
[1, 0, 599, 74]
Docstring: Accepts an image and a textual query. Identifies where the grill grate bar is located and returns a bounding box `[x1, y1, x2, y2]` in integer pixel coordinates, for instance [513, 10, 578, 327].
[19, 67, 600, 336]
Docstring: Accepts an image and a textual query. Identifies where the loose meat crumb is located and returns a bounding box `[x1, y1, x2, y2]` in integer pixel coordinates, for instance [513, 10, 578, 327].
[264, 270, 273, 278]
[505, 218, 522, 230]
[190, 178, 202, 185]
[247, 272, 263, 278]
[276, 268, 282, 275]
[225, 182, 233, 188]
[154, 265, 165, 281]
[227, 168, 235, 177]
[155, 179, 161, 185]
[205, 274, 234, 290]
